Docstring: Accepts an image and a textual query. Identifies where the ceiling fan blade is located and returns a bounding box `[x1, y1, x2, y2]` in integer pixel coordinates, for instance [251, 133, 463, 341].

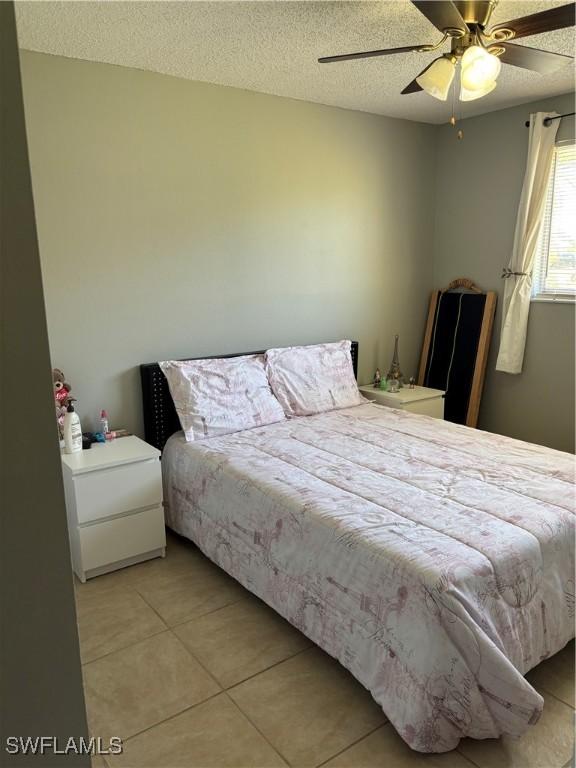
[498, 42, 574, 74]
[411, 1, 469, 33]
[318, 44, 428, 64]
[488, 3, 575, 40]
[401, 59, 439, 94]
[401, 78, 423, 95]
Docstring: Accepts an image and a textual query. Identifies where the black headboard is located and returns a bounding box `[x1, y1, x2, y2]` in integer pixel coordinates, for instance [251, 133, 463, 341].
[140, 341, 359, 451]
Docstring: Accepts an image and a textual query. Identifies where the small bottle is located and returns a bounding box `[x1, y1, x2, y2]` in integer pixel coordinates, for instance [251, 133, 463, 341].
[373, 368, 381, 389]
[63, 401, 82, 454]
[100, 409, 109, 435]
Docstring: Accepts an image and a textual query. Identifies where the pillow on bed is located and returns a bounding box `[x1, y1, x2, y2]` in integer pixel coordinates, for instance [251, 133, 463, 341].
[159, 355, 286, 441]
[265, 340, 364, 417]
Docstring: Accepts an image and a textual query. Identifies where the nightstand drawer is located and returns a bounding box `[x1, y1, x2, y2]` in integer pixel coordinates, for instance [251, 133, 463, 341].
[79, 505, 165, 572]
[74, 458, 161, 524]
[405, 398, 444, 419]
[359, 384, 445, 420]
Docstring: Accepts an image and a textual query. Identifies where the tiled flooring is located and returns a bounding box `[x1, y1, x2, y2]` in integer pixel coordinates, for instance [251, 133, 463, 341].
[76, 531, 575, 768]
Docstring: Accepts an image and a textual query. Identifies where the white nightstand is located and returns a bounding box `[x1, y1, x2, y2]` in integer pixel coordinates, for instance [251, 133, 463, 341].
[359, 384, 445, 419]
[61, 436, 166, 582]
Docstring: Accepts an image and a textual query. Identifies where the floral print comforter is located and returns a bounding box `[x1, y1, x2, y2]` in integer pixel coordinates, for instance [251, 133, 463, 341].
[162, 403, 575, 752]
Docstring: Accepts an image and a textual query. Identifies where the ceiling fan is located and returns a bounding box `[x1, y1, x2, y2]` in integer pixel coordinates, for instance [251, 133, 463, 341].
[318, 1, 575, 102]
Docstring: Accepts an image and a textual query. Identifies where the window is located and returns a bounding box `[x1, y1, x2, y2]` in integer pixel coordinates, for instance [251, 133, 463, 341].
[532, 141, 576, 302]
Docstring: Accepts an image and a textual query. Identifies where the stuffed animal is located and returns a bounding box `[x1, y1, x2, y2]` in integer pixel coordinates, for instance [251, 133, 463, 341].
[53, 368, 72, 440]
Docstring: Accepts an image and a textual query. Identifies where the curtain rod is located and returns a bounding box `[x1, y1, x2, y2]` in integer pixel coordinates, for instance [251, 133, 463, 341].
[524, 112, 575, 128]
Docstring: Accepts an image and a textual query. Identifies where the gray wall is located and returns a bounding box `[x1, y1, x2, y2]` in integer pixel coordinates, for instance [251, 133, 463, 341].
[19, 51, 575, 452]
[0, 6, 89, 764]
[432, 94, 575, 453]
[20, 51, 437, 436]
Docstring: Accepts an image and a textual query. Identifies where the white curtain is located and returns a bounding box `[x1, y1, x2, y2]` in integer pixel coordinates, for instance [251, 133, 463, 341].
[496, 111, 559, 374]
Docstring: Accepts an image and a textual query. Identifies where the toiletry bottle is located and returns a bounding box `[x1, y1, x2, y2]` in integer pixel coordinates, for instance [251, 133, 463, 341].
[64, 401, 83, 454]
[100, 409, 109, 435]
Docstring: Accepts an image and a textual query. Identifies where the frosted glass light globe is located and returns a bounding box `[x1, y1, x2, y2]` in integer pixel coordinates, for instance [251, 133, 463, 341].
[416, 57, 455, 101]
[461, 46, 501, 91]
[460, 80, 497, 101]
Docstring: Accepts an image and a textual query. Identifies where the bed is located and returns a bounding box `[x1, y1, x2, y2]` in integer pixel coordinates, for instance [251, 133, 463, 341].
[140, 343, 575, 753]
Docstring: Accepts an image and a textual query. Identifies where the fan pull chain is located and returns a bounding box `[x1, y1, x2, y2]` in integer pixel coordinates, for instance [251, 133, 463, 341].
[449, 65, 463, 140]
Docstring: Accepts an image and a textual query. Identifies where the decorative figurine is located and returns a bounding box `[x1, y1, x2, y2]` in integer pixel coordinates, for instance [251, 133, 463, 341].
[373, 368, 381, 388]
[386, 335, 404, 388]
[409, 376, 416, 389]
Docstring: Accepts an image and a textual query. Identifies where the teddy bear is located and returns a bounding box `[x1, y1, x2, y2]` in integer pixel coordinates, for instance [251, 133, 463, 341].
[53, 368, 72, 440]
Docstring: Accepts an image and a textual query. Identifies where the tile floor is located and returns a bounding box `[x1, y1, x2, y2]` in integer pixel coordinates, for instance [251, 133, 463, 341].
[76, 530, 575, 768]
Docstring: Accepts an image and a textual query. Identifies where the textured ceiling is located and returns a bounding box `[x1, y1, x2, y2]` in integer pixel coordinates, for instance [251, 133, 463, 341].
[15, 0, 576, 124]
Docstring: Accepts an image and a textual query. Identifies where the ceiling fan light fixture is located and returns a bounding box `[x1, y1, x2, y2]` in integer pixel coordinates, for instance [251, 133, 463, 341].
[460, 45, 502, 91]
[416, 57, 455, 101]
[459, 80, 497, 101]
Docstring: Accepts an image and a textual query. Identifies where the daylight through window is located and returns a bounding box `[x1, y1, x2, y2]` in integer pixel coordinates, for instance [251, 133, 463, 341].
[532, 142, 576, 301]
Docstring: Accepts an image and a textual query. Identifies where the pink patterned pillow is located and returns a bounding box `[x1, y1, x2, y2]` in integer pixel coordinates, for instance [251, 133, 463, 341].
[159, 355, 285, 441]
[265, 340, 364, 417]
